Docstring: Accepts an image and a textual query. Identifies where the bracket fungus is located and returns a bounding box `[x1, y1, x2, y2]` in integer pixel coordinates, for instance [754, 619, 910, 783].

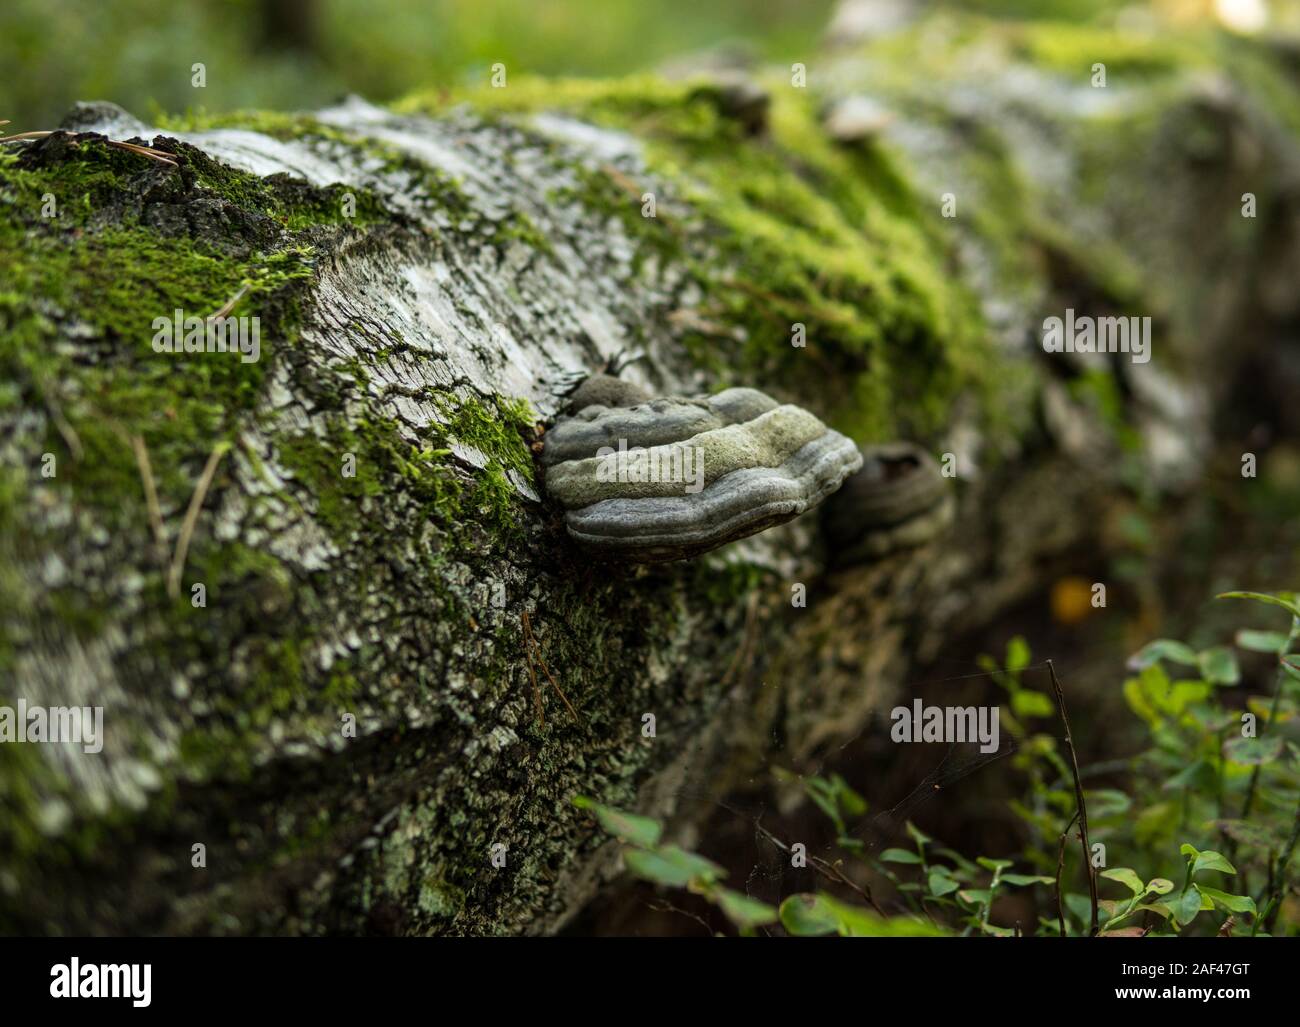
[540, 386, 862, 562]
[822, 442, 954, 563]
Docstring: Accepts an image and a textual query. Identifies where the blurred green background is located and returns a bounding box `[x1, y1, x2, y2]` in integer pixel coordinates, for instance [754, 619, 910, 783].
[1, 0, 833, 127]
[1, 0, 1296, 128]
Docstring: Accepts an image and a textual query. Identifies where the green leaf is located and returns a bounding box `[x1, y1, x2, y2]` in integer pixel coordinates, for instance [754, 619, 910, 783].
[1006, 636, 1031, 673]
[830, 774, 869, 817]
[1223, 736, 1284, 766]
[818, 895, 949, 937]
[623, 846, 724, 888]
[1217, 591, 1300, 620]
[1162, 759, 1213, 792]
[1128, 639, 1198, 671]
[1169, 680, 1212, 711]
[1100, 867, 1145, 896]
[879, 848, 922, 865]
[804, 773, 869, 827]
[906, 822, 932, 847]
[977, 857, 1013, 872]
[713, 888, 778, 929]
[1246, 696, 1297, 723]
[1145, 878, 1175, 896]
[928, 869, 960, 897]
[572, 796, 662, 848]
[1197, 646, 1240, 686]
[1064, 892, 1094, 924]
[1172, 886, 1203, 926]
[1197, 887, 1257, 915]
[804, 778, 842, 828]
[933, 846, 982, 876]
[1133, 902, 1174, 920]
[1001, 873, 1055, 887]
[1191, 850, 1236, 876]
[1011, 690, 1055, 719]
[1236, 629, 1291, 654]
[1087, 790, 1132, 818]
[778, 893, 838, 936]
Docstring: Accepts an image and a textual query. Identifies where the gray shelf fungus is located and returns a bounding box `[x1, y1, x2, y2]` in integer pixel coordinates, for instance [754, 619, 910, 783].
[564, 374, 650, 414]
[540, 387, 862, 562]
[823, 442, 954, 563]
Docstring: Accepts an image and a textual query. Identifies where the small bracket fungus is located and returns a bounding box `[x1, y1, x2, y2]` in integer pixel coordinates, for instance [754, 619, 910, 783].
[565, 374, 650, 413]
[822, 442, 954, 563]
[822, 95, 896, 144]
[554, 348, 650, 413]
[540, 387, 862, 562]
[688, 72, 771, 137]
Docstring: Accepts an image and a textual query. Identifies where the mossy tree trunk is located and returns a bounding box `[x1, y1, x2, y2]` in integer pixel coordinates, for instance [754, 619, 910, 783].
[3, 11, 1299, 934]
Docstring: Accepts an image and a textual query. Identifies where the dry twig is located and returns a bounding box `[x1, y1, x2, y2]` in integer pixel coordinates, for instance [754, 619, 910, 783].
[0, 128, 178, 167]
[166, 443, 229, 599]
[522, 609, 580, 724]
[207, 283, 251, 323]
[130, 434, 167, 563]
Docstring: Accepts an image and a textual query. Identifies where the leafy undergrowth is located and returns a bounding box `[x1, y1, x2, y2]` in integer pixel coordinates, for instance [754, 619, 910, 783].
[576, 589, 1300, 937]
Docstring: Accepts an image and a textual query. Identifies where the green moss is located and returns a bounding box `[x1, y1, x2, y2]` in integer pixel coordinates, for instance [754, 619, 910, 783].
[159, 110, 555, 251]
[158, 109, 559, 255]
[0, 139, 132, 222]
[1007, 21, 1210, 78]
[693, 559, 777, 610]
[275, 391, 536, 554]
[156, 107, 368, 146]
[407, 76, 1006, 445]
[434, 394, 538, 483]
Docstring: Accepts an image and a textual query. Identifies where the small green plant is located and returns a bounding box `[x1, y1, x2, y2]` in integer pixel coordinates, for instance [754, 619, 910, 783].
[571, 795, 779, 934]
[574, 589, 1300, 937]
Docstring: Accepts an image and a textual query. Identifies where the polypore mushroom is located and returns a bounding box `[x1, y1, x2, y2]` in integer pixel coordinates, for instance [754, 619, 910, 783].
[689, 71, 771, 137]
[822, 442, 954, 562]
[540, 387, 862, 562]
[822, 95, 895, 144]
[564, 373, 650, 414]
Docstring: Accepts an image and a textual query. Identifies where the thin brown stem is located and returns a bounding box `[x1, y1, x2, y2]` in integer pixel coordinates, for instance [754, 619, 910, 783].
[1048, 660, 1099, 936]
[522, 625, 544, 728]
[751, 820, 887, 917]
[1241, 624, 1299, 823]
[1262, 798, 1300, 933]
[1056, 808, 1080, 937]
